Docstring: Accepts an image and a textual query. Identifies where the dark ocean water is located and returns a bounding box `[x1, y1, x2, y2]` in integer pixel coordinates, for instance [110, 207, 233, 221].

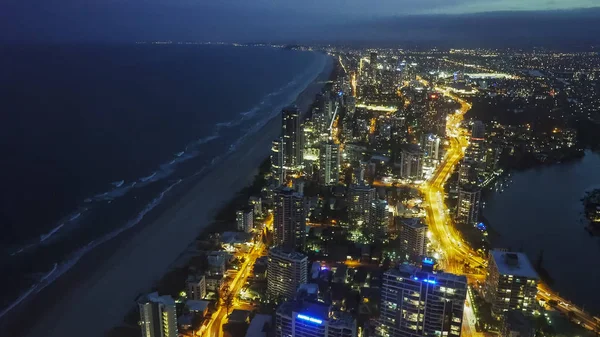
[0, 44, 328, 314]
[483, 152, 600, 315]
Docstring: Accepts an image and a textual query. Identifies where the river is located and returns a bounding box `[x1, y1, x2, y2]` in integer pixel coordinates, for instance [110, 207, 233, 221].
[483, 151, 600, 315]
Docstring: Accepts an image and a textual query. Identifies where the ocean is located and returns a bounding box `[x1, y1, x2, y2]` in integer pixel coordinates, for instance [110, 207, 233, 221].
[0, 44, 328, 316]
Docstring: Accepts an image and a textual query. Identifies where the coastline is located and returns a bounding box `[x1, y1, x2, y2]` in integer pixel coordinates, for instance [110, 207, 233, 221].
[1, 54, 333, 337]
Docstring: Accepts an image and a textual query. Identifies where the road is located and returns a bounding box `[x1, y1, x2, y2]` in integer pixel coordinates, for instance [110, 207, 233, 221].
[420, 82, 600, 334]
[200, 239, 266, 337]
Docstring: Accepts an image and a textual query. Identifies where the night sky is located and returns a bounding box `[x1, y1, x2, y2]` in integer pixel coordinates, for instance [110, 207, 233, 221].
[1, 0, 599, 44]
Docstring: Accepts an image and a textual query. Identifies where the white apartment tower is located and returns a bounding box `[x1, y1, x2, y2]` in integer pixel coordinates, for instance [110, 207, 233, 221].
[267, 247, 308, 302]
[378, 263, 467, 337]
[138, 292, 178, 337]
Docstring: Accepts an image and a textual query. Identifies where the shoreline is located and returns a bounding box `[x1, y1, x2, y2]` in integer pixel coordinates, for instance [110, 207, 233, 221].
[1, 55, 334, 337]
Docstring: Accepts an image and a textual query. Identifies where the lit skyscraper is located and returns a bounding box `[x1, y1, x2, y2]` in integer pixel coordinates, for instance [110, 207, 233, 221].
[456, 185, 481, 227]
[368, 199, 389, 241]
[236, 208, 253, 233]
[276, 300, 357, 337]
[400, 145, 424, 180]
[282, 106, 302, 168]
[138, 292, 178, 337]
[273, 186, 306, 252]
[484, 250, 539, 316]
[348, 184, 376, 226]
[271, 137, 285, 186]
[267, 247, 308, 302]
[319, 141, 340, 186]
[378, 263, 467, 337]
[399, 218, 428, 263]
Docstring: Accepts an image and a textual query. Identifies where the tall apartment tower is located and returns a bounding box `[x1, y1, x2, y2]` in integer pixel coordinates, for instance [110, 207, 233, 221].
[400, 145, 424, 180]
[368, 199, 389, 241]
[273, 186, 306, 252]
[399, 218, 428, 263]
[456, 185, 482, 227]
[348, 184, 376, 226]
[236, 208, 254, 233]
[275, 300, 357, 337]
[484, 250, 539, 316]
[186, 274, 206, 300]
[319, 141, 340, 186]
[282, 106, 302, 168]
[138, 292, 178, 337]
[267, 247, 308, 302]
[378, 264, 467, 337]
[271, 137, 285, 186]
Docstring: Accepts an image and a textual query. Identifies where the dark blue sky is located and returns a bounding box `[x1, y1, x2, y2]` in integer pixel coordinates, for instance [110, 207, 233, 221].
[1, 0, 599, 45]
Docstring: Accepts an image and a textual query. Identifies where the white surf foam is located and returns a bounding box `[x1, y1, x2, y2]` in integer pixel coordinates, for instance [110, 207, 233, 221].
[0, 179, 183, 320]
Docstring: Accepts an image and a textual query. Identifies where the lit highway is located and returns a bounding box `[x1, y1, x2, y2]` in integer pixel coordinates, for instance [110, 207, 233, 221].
[420, 81, 600, 334]
[199, 216, 270, 337]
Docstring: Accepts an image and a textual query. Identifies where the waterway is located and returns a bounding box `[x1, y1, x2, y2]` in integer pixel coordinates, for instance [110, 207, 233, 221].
[483, 151, 600, 315]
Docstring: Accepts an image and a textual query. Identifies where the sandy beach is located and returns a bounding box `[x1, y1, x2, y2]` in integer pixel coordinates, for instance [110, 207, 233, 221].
[2, 56, 332, 337]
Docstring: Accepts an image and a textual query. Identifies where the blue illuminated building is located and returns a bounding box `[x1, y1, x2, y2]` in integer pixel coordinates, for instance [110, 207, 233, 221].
[378, 264, 467, 337]
[275, 300, 356, 337]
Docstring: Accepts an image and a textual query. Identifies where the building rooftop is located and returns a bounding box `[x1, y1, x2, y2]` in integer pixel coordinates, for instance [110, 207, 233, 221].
[387, 263, 467, 285]
[228, 309, 251, 323]
[490, 250, 539, 279]
[245, 314, 272, 337]
[401, 217, 427, 229]
[139, 292, 175, 305]
[269, 246, 308, 261]
[277, 300, 330, 322]
[186, 300, 209, 313]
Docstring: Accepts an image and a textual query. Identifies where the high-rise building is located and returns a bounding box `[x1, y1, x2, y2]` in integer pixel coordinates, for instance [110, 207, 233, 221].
[400, 145, 424, 180]
[484, 250, 539, 316]
[186, 274, 206, 301]
[399, 218, 428, 263]
[248, 196, 262, 218]
[138, 292, 178, 337]
[273, 187, 306, 252]
[236, 208, 254, 233]
[271, 137, 285, 186]
[456, 185, 481, 227]
[422, 134, 440, 165]
[348, 184, 376, 226]
[370, 52, 378, 67]
[378, 263, 467, 337]
[368, 200, 389, 241]
[465, 121, 486, 172]
[458, 159, 479, 187]
[319, 141, 340, 186]
[275, 300, 357, 337]
[267, 247, 308, 302]
[282, 106, 302, 168]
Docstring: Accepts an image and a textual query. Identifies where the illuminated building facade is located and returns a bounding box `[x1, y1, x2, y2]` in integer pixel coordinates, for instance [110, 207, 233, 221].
[456, 185, 481, 227]
[319, 141, 340, 186]
[378, 263, 467, 337]
[484, 251, 539, 316]
[368, 199, 389, 241]
[271, 137, 285, 186]
[399, 218, 428, 263]
[267, 247, 308, 302]
[138, 292, 178, 337]
[273, 186, 306, 252]
[236, 208, 254, 233]
[275, 300, 357, 337]
[282, 106, 303, 168]
[400, 145, 424, 180]
[347, 184, 376, 226]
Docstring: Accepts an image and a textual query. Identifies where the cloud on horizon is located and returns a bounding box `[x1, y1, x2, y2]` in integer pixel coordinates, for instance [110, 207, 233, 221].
[1, 0, 599, 45]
